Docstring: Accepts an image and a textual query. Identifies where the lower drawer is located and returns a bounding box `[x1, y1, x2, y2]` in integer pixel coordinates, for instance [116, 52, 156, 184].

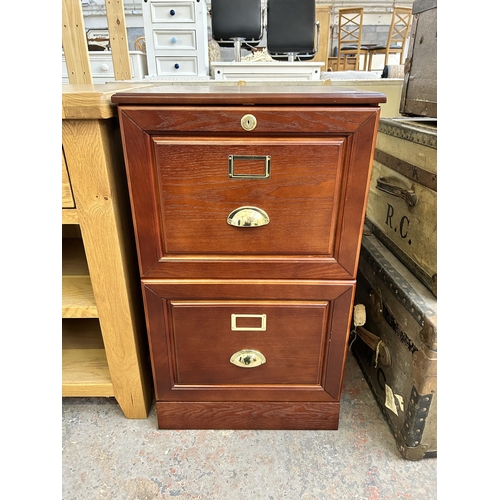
[142, 280, 354, 428]
[170, 300, 328, 385]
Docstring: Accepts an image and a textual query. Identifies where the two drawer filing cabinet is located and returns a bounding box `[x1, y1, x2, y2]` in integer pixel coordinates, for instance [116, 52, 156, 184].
[112, 85, 386, 430]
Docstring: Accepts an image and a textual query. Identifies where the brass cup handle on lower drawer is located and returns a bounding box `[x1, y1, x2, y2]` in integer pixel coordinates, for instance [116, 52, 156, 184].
[230, 350, 266, 368]
[376, 176, 418, 207]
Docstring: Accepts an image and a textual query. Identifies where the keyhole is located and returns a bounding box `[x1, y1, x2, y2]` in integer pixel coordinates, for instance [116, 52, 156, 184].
[241, 114, 257, 131]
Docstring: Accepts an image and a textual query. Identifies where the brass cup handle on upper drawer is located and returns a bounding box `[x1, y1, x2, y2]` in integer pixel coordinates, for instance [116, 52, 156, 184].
[227, 206, 270, 227]
[376, 176, 418, 207]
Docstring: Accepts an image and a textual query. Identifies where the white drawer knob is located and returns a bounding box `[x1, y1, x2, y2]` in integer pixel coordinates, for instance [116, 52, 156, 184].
[100, 63, 109, 72]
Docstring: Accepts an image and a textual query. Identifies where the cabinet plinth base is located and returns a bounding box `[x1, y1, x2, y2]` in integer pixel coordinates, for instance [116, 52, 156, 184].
[156, 401, 340, 430]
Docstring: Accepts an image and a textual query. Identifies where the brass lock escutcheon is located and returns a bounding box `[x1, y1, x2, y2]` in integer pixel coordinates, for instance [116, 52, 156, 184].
[230, 349, 266, 368]
[241, 114, 257, 131]
[227, 206, 270, 227]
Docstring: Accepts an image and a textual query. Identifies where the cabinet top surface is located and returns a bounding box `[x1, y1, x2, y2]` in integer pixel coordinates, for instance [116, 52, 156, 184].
[110, 84, 387, 106]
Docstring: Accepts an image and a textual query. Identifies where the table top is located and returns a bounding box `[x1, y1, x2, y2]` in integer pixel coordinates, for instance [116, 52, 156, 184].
[62, 83, 153, 119]
[110, 84, 387, 107]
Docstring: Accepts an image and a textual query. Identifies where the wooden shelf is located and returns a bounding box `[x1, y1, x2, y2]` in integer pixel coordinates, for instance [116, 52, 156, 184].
[62, 319, 113, 396]
[62, 277, 98, 318]
[62, 238, 98, 318]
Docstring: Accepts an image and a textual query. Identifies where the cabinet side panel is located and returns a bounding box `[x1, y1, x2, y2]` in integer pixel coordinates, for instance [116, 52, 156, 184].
[119, 110, 163, 275]
[323, 286, 355, 399]
[336, 111, 381, 276]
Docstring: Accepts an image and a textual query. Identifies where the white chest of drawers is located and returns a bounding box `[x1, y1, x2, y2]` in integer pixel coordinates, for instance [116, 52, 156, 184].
[62, 51, 148, 83]
[142, 0, 210, 78]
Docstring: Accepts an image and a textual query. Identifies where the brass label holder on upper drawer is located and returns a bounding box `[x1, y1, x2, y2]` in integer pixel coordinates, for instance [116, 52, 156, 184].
[228, 155, 271, 179]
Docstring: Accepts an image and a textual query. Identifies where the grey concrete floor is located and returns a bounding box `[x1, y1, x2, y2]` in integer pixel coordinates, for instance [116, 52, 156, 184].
[62, 352, 437, 500]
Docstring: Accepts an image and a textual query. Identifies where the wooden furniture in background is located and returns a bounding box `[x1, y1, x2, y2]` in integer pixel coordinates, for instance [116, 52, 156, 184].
[62, 84, 153, 418]
[62, 51, 148, 84]
[367, 6, 413, 71]
[62, 0, 131, 83]
[311, 4, 332, 68]
[334, 7, 369, 71]
[327, 55, 357, 72]
[400, 0, 437, 118]
[112, 85, 386, 429]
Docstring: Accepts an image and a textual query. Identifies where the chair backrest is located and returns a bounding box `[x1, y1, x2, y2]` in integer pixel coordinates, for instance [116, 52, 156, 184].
[267, 0, 317, 61]
[385, 6, 413, 52]
[337, 7, 364, 53]
[211, 0, 263, 46]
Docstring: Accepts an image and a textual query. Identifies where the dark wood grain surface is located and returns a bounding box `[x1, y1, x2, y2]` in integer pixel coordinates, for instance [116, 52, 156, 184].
[111, 84, 387, 106]
[117, 87, 382, 429]
[157, 401, 340, 430]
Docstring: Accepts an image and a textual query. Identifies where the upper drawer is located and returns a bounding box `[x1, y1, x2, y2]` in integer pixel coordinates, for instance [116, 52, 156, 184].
[149, 1, 196, 23]
[118, 105, 380, 278]
[151, 136, 343, 255]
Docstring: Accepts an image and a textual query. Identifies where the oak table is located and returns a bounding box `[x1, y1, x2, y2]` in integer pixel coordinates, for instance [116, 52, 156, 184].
[62, 83, 153, 418]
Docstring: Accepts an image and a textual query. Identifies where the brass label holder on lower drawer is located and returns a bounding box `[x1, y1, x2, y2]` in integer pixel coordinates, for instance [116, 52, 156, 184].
[231, 314, 267, 331]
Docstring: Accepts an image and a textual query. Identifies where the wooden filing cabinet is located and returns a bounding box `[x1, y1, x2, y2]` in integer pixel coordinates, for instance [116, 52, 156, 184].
[112, 85, 386, 429]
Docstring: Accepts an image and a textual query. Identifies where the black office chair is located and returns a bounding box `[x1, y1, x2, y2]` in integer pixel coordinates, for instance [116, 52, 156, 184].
[266, 0, 319, 61]
[210, 0, 264, 62]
